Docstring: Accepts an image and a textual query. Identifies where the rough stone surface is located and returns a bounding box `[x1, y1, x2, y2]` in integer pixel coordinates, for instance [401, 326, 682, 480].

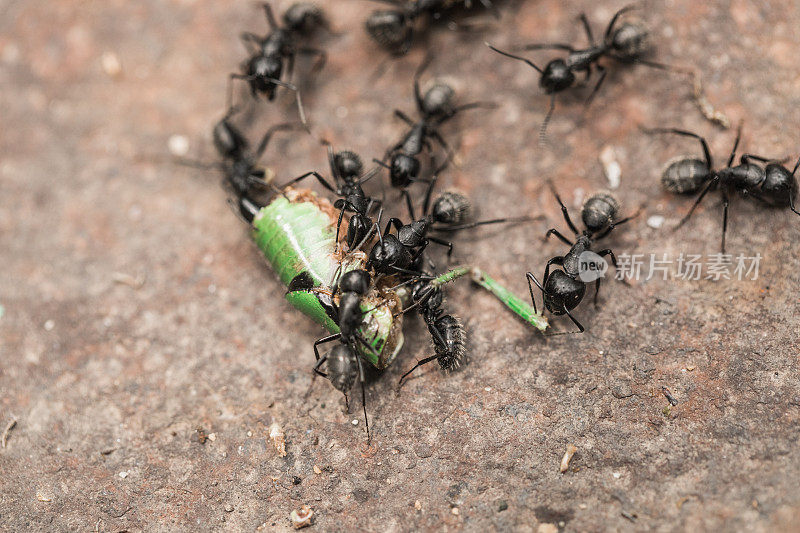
[2, 0, 800, 531]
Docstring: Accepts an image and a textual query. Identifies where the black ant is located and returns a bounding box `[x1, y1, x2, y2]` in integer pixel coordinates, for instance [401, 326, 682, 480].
[308, 269, 383, 444]
[395, 274, 465, 386]
[643, 124, 800, 252]
[234, 2, 328, 125]
[374, 55, 494, 201]
[367, 177, 524, 276]
[526, 185, 639, 333]
[486, 4, 671, 141]
[278, 147, 383, 250]
[179, 103, 303, 206]
[365, 0, 496, 56]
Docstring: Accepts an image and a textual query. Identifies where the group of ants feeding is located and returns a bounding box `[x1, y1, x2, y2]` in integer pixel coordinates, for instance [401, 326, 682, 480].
[189, 1, 800, 444]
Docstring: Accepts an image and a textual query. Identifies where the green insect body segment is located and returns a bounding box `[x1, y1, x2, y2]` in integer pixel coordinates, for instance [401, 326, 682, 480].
[251, 188, 403, 368]
[431, 266, 549, 332]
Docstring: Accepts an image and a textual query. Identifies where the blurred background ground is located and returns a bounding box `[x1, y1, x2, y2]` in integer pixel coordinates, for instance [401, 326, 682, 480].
[1, 0, 799, 531]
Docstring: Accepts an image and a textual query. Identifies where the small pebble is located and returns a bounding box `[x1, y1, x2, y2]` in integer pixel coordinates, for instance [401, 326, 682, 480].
[414, 500, 422, 511]
[313, 465, 322, 475]
[44, 320, 55, 331]
[351, 419, 358, 425]
[600, 146, 621, 189]
[560, 444, 578, 473]
[168, 134, 190, 157]
[118, 471, 128, 479]
[101, 51, 122, 78]
[290, 505, 314, 529]
[451, 507, 460, 516]
[224, 504, 234, 512]
[647, 215, 665, 229]
[269, 423, 287, 457]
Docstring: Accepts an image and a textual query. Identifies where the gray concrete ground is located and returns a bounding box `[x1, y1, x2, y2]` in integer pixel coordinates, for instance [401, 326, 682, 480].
[1, 0, 799, 530]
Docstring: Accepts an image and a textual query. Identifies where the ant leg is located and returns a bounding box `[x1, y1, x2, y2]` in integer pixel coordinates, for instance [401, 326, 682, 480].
[278, 170, 336, 192]
[545, 228, 574, 245]
[675, 176, 720, 229]
[403, 190, 416, 220]
[721, 189, 730, 254]
[484, 43, 544, 73]
[540, 94, 557, 145]
[790, 191, 800, 217]
[313, 333, 341, 361]
[584, 64, 607, 109]
[726, 121, 743, 167]
[355, 356, 370, 445]
[543, 256, 565, 285]
[596, 249, 618, 268]
[312, 353, 329, 378]
[593, 277, 601, 307]
[394, 109, 416, 126]
[562, 306, 586, 333]
[594, 207, 642, 240]
[261, 2, 278, 30]
[422, 173, 439, 217]
[398, 355, 439, 387]
[233, 73, 310, 129]
[254, 122, 306, 160]
[435, 215, 539, 232]
[640, 127, 714, 171]
[604, 4, 638, 41]
[428, 236, 453, 258]
[298, 47, 327, 73]
[385, 217, 404, 236]
[579, 12, 595, 45]
[548, 182, 580, 234]
[239, 32, 262, 55]
[526, 272, 543, 314]
[518, 43, 576, 52]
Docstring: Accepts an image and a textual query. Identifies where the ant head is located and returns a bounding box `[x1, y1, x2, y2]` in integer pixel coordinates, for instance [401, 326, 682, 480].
[283, 3, 326, 34]
[543, 270, 586, 314]
[368, 234, 411, 274]
[540, 59, 574, 93]
[390, 153, 420, 188]
[339, 269, 371, 295]
[334, 150, 364, 180]
[431, 191, 471, 224]
[608, 21, 650, 62]
[212, 118, 248, 159]
[247, 55, 283, 95]
[422, 83, 456, 118]
[581, 192, 619, 234]
[326, 344, 358, 393]
[365, 10, 411, 51]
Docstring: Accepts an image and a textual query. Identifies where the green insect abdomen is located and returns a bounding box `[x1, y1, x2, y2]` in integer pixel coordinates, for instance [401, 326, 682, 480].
[253, 192, 339, 287]
[250, 188, 403, 369]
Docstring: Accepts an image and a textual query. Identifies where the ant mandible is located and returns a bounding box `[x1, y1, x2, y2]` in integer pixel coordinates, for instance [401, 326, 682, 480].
[643, 123, 800, 252]
[486, 4, 671, 141]
[526, 185, 639, 333]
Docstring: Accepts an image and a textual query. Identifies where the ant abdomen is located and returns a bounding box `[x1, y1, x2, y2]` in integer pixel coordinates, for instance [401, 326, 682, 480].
[283, 2, 326, 34]
[661, 156, 710, 194]
[326, 344, 357, 393]
[365, 10, 410, 50]
[422, 84, 456, 117]
[581, 192, 619, 233]
[432, 191, 471, 224]
[608, 22, 650, 62]
[431, 315, 465, 371]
